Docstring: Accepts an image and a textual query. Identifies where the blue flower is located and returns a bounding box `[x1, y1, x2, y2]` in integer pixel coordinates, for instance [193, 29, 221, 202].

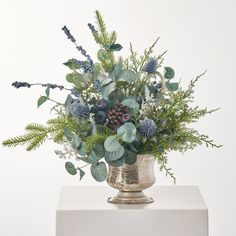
[139, 118, 157, 138]
[69, 100, 90, 119]
[143, 58, 158, 74]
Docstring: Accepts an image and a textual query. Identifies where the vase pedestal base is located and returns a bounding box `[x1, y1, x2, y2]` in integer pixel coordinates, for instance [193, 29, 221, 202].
[108, 190, 154, 204]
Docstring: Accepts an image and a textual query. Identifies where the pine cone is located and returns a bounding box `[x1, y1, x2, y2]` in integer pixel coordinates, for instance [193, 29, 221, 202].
[107, 103, 130, 130]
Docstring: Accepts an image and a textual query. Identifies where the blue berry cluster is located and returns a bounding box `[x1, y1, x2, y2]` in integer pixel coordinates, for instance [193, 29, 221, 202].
[143, 58, 158, 74]
[139, 118, 157, 138]
[12, 81, 31, 88]
[87, 23, 97, 33]
[62, 26, 76, 43]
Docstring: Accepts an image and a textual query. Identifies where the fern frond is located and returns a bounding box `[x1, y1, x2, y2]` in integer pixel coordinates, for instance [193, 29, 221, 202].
[84, 133, 108, 153]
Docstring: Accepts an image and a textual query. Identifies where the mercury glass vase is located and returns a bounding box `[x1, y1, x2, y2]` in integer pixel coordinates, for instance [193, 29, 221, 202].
[106, 155, 156, 204]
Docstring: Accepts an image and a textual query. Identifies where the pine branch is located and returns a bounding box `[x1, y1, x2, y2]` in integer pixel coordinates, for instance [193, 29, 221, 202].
[95, 10, 109, 45]
[2, 133, 38, 148]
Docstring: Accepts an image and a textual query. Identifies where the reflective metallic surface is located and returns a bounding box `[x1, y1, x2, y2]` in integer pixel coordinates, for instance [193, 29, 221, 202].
[107, 155, 156, 204]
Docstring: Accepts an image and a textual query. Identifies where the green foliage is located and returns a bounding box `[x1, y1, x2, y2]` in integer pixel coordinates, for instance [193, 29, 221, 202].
[90, 161, 107, 182]
[117, 122, 136, 143]
[3, 12, 222, 184]
[91, 11, 119, 73]
[65, 162, 77, 175]
[37, 96, 48, 107]
[2, 115, 90, 151]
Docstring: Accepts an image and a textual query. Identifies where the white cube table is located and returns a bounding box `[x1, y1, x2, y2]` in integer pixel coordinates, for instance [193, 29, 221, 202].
[56, 186, 208, 236]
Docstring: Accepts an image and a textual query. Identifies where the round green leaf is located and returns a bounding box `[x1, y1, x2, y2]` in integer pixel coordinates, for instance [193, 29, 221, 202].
[93, 143, 105, 159]
[88, 151, 98, 165]
[117, 122, 136, 143]
[65, 162, 77, 175]
[100, 82, 116, 100]
[108, 43, 123, 51]
[37, 96, 48, 108]
[119, 70, 137, 83]
[105, 145, 125, 161]
[90, 162, 107, 182]
[71, 134, 82, 150]
[165, 82, 179, 91]
[121, 98, 139, 111]
[105, 155, 125, 167]
[164, 67, 175, 80]
[104, 136, 121, 152]
[124, 149, 137, 165]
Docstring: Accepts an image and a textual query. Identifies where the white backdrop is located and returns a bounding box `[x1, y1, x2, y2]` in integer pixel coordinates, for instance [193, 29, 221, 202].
[0, 0, 235, 235]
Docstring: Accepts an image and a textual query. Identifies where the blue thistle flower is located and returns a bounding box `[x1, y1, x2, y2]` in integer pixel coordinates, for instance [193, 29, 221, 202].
[139, 118, 157, 138]
[88, 23, 98, 33]
[69, 100, 90, 119]
[143, 58, 158, 74]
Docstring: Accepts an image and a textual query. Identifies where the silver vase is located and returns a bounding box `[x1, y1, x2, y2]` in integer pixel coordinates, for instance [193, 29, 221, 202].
[107, 155, 156, 204]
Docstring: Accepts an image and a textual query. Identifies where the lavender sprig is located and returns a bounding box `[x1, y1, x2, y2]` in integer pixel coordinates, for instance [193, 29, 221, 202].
[12, 81, 70, 91]
[71, 59, 93, 73]
[62, 26, 94, 72]
[62, 26, 76, 43]
[87, 23, 97, 34]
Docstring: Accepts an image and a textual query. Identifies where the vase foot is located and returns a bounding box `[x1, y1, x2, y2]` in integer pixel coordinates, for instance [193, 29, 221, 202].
[108, 191, 154, 204]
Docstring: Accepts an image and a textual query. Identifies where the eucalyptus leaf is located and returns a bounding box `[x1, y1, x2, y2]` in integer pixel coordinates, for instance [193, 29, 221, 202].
[63, 60, 79, 70]
[105, 155, 125, 167]
[108, 43, 123, 51]
[94, 63, 102, 75]
[100, 82, 116, 100]
[124, 148, 137, 165]
[117, 122, 136, 143]
[104, 136, 121, 152]
[166, 82, 179, 91]
[105, 145, 125, 161]
[121, 98, 139, 111]
[45, 86, 50, 97]
[88, 151, 98, 165]
[118, 69, 137, 83]
[100, 77, 113, 87]
[63, 128, 73, 141]
[37, 96, 48, 108]
[93, 143, 105, 159]
[113, 63, 123, 77]
[77, 167, 85, 180]
[66, 73, 83, 85]
[164, 67, 175, 80]
[90, 162, 107, 182]
[65, 162, 77, 175]
[71, 133, 82, 150]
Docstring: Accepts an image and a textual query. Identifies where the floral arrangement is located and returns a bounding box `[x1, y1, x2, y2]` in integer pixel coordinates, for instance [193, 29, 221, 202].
[2, 11, 221, 183]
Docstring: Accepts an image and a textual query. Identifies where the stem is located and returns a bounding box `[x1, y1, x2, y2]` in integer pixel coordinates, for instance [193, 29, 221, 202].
[47, 98, 63, 105]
